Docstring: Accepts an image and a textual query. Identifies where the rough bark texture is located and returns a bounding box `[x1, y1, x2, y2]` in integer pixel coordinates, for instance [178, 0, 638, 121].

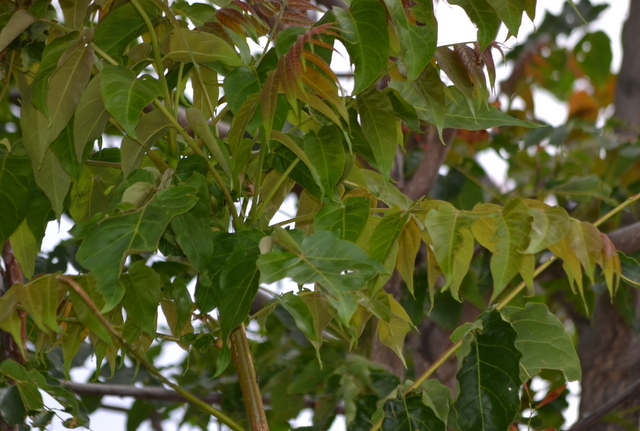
[577, 1, 640, 428]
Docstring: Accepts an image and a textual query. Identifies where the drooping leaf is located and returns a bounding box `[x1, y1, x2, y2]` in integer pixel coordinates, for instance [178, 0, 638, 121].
[384, 88, 421, 132]
[454, 310, 521, 431]
[412, 64, 446, 139]
[376, 296, 412, 367]
[191, 66, 219, 118]
[486, 0, 525, 36]
[369, 209, 411, 264]
[0, 386, 26, 426]
[569, 219, 602, 283]
[435, 47, 478, 115]
[74, 74, 111, 163]
[46, 35, 94, 147]
[121, 261, 162, 335]
[303, 126, 345, 202]
[0, 148, 31, 244]
[425, 205, 475, 300]
[32, 149, 71, 219]
[121, 109, 171, 177]
[67, 274, 112, 344]
[75, 185, 198, 311]
[299, 292, 333, 362]
[358, 90, 401, 181]
[384, 0, 437, 82]
[9, 219, 38, 279]
[101, 64, 163, 139]
[549, 235, 584, 298]
[59, 0, 91, 30]
[18, 275, 63, 333]
[501, 303, 582, 382]
[335, 0, 389, 93]
[93, 0, 160, 59]
[396, 218, 422, 294]
[380, 385, 447, 431]
[218, 230, 264, 341]
[314, 197, 370, 242]
[448, 0, 500, 50]
[162, 28, 244, 67]
[50, 120, 80, 179]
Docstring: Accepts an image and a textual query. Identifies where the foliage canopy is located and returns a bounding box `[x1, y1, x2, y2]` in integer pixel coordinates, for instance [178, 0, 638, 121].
[0, 0, 636, 430]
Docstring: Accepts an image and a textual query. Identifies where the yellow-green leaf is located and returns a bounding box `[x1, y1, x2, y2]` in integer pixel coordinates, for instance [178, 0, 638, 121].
[396, 219, 422, 294]
[163, 28, 243, 67]
[376, 295, 412, 367]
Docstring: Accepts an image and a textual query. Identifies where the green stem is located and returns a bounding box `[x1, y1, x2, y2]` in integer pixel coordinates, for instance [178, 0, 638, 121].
[58, 276, 245, 431]
[370, 191, 640, 431]
[230, 325, 269, 431]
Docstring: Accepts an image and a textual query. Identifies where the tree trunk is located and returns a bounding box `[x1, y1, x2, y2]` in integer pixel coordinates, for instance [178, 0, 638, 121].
[577, 1, 640, 428]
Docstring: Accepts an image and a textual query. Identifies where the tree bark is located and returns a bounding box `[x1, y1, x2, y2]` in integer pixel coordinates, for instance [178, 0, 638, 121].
[577, 1, 640, 428]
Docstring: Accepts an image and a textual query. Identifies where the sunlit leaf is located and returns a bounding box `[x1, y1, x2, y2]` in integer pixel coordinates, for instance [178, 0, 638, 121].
[454, 310, 521, 431]
[101, 65, 163, 139]
[335, 0, 389, 93]
[75, 185, 198, 311]
[425, 204, 475, 300]
[569, 220, 602, 283]
[501, 303, 582, 382]
[522, 203, 570, 254]
[376, 295, 412, 367]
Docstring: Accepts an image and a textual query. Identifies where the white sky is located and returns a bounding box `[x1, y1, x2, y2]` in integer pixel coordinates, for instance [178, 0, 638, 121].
[40, 1, 630, 430]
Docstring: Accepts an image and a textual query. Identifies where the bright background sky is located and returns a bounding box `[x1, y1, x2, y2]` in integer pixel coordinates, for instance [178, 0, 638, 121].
[40, 1, 630, 430]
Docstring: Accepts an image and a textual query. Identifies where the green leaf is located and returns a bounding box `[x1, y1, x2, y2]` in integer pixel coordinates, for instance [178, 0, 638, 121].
[69, 163, 121, 222]
[486, 0, 525, 36]
[411, 64, 446, 139]
[384, 0, 437, 82]
[435, 47, 477, 115]
[358, 90, 401, 181]
[574, 31, 612, 87]
[61, 322, 87, 378]
[396, 218, 422, 294]
[522, 203, 570, 254]
[59, 0, 91, 30]
[0, 386, 27, 426]
[0, 148, 31, 244]
[314, 196, 370, 242]
[101, 64, 163, 139]
[425, 205, 475, 301]
[46, 36, 94, 147]
[568, 219, 602, 283]
[303, 126, 345, 202]
[551, 175, 602, 202]
[121, 109, 171, 177]
[335, 0, 389, 93]
[501, 303, 582, 382]
[93, 0, 160, 59]
[19, 275, 63, 333]
[487, 199, 532, 300]
[32, 149, 71, 219]
[191, 66, 219, 119]
[258, 230, 386, 324]
[299, 292, 333, 363]
[9, 219, 38, 279]
[391, 84, 539, 130]
[384, 88, 421, 133]
[454, 310, 521, 431]
[271, 130, 325, 197]
[186, 107, 231, 180]
[619, 252, 640, 287]
[218, 230, 264, 341]
[279, 292, 321, 342]
[0, 9, 36, 53]
[121, 260, 162, 335]
[449, 0, 500, 50]
[67, 274, 113, 344]
[74, 74, 111, 163]
[162, 28, 244, 67]
[75, 185, 198, 311]
[50, 119, 80, 179]
[368, 209, 411, 264]
[381, 388, 446, 431]
[376, 296, 412, 367]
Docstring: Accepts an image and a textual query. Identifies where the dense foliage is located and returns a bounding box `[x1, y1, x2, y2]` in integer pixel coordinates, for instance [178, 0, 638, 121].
[0, 0, 637, 430]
